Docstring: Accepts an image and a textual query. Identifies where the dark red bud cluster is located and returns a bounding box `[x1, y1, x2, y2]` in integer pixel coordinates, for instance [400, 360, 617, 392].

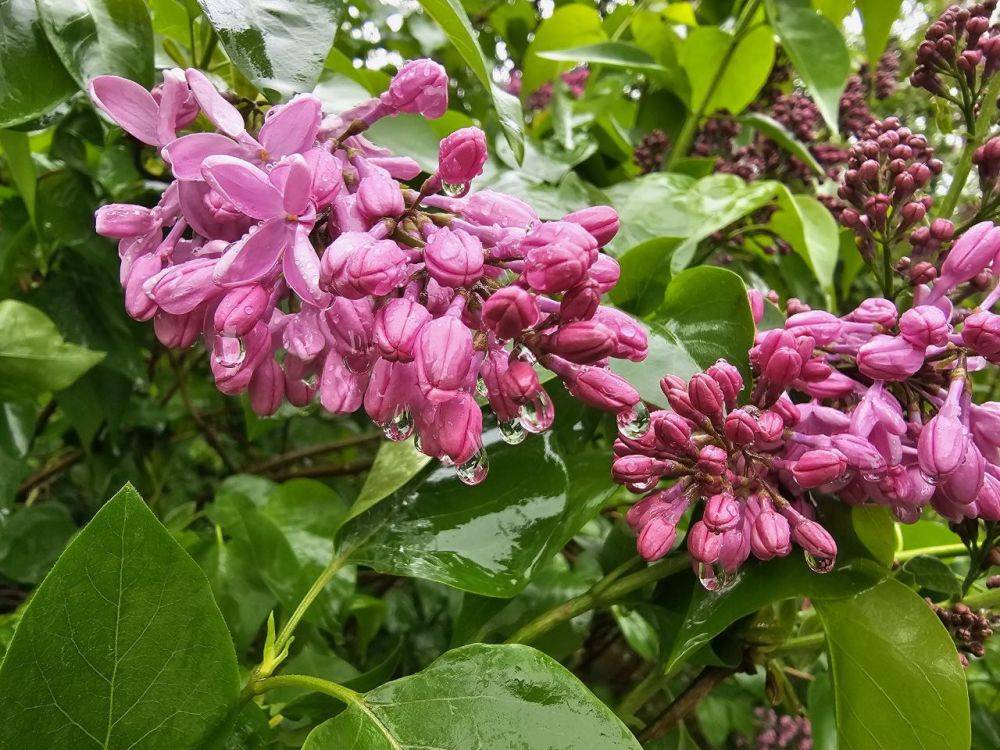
[634, 129, 669, 174]
[911, 2, 1000, 97]
[929, 600, 998, 667]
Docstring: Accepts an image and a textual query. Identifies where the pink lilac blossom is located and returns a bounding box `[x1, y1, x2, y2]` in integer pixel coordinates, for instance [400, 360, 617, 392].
[617, 219, 1000, 589]
[91, 62, 648, 486]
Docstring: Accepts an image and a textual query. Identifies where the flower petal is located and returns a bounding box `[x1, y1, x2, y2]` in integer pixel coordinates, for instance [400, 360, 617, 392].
[259, 94, 322, 158]
[89, 76, 160, 145]
[177, 180, 250, 242]
[202, 155, 285, 221]
[213, 218, 288, 286]
[163, 133, 246, 180]
[185, 68, 246, 138]
[281, 154, 313, 216]
[283, 224, 331, 307]
[155, 69, 189, 145]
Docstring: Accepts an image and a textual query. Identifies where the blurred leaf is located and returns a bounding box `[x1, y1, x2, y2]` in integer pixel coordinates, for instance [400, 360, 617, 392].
[263, 478, 348, 567]
[196, 0, 342, 99]
[739, 112, 825, 176]
[612, 267, 754, 406]
[0, 300, 104, 401]
[898, 555, 963, 599]
[0, 484, 239, 748]
[807, 667, 838, 750]
[0, 400, 34, 457]
[851, 505, 895, 567]
[0, 0, 76, 127]
[0, 503, 76, 584]
[0, 129, 35, 221]
[35, 169, 97, 247]
[539, 42, 667, 72]
[815, 577, 970, 750]
[680, 24, 775, 116]
[766, 0, 850, 132]
[771, 189, 840, 293]
[415, 0, 525, 163]
[302, 644, 641, 750]
[37, 0, 154, 88]
[612, 604, 660, 662]
[856, 0, 903, 64]
[814, 0, 853, 24]
[522, 4, 605, 99]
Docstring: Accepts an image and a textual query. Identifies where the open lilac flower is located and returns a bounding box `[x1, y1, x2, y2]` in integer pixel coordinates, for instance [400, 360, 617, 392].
[92, 62, 647, 486]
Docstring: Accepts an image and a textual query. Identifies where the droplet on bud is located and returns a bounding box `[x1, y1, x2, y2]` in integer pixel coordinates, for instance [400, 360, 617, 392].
[214, 335, 246, 368]
[511, 343, 537, 365]
[442, 181, 467, 197]
[300, 371, 319, 389]
[697, 562, 737, 592]
[617, 401, 650, 439]
[383, 409, 414, 441]
[804, 552, 835, 574]
[518, 389, 555, 433]
[476, 377, 489, 398]
[498, 419, 527, 444]
[455, 446, 489, 485]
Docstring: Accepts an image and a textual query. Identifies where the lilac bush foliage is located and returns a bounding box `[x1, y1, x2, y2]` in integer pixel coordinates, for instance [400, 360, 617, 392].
[90, 61, 648, 486]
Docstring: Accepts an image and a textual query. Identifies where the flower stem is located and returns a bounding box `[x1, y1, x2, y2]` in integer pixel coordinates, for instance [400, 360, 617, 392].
[248, 674, 362, 705]
[766, 631, 826, 656]
[506, 553, 690, 645]
[895, 542, 969, 563]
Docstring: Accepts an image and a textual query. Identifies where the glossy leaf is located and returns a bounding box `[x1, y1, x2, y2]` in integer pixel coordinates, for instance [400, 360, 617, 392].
[339, 431, 615, 597]
[771, 188, 841, 293]
[815, 577, 970, 750]
[856, 0, 904, 64]
[680, 24, 775, 116]
[0, 129, 35, 221]
[739, 112, 824, 177]
[765, 0, 850, 132]
[196, 0, 342, 99]
[36, 0, 154, 88]
[538, 41, 667, 72]
[0, 484, 239, 748]
[0, 300, 104, 401]
[0, 503, 76, 584]
[415, 0, 525, 163]
[0, 0, 77, 127]
[350, 438, 431, 521]
[612, 267, 755, 406]
[897, 555, 963, 599]
[302, 644, 641, 749]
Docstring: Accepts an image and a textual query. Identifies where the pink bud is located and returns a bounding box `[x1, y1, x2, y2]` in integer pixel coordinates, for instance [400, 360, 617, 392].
[770, 394, 800, 426]
[356, 173, 404, 219]
[899, 305, 949, 348]
[612, 454, 660, 486]
[248, 359, 284, 416]
[435, 392, 483, 465]
[588, 254, 621, 293]
[637, 516, 676, 561]
[791, 519, 837, 562]
[414, 315, 474, 401]
[153, 310, 201, 348]
[717, 527, 751, 572]
[724, 409, 759, 445]
[564, 365, 640, 412]
[849, 297, 898, 326]
[322, 231, 408, 298]
[500, 359, 540, 403]
[374, 298, 432, 362]
[785, 310, 843, 346]
[830, 433, 886, 475]
[687, 521, 723, 563]
[696, 445, 728, 475]
[688, 373, 725, 422]
[792, 449, 847, 488]
[436, 127, 488, 185]
[458, 190, 538, 227]
[592, 307, 647, 362]
[214, 284, 268, 336]
[560, 281, 600, 322]
[962, 310, 1000, 359]
[652, 412, 693, 451]
[934, 221, 1000, 296]
[918, 413, 971, 479]
[364, 358, 414, 426]
[523, 221, 598, 293]
[750, 508, 792, 560]
[748, 289, 764, 325]
[756, 411, 784, 442]
[706, 360, 743, 408]
[482, 286, 540, 339]
[562, 205, 619, 246]
[318, 350, 366, 413]
[543, 320, 616, 364]
[940, 442, 986, 505]
[704, 493, 741, 531]
[96, 204, 155, 238]
[124, 253, 165, 321]
[386, 59, 448, 118]
[857, 334, 925, 380]
[424, 228, 485, 288]
[763, 347, 803, 386]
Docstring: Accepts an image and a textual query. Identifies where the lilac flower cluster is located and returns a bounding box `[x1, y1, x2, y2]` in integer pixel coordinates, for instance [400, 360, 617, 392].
[911, 2, 1000, 103]
[522, 67, 590, 112]
[633, 129, 669, 174]
[752, 709, 813, 750]
[618, 216, 1000, 586]
[872, 50, 901, 100]
[90, 61, 648, 485]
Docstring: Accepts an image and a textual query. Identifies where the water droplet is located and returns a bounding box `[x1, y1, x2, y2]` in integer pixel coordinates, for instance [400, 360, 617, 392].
[498, 419, 526, 444]
[476, 377, 489, 398]
[518, 389, 555, 433]
[383, 409, 414, 441]
[626, 477, 659, 493]
[343, 352, 372, 375]
[442, 181, 467, 197]
[861, 469, 884, 482]
[617, 401, 650, 439]
[697, 561, 736, 592]
[300, 371, 319, 389]
[213, 335, 246, 368]
[413, 432, 424, 455]
[455, 447, 489, 485]
[804, 552, 835, 574]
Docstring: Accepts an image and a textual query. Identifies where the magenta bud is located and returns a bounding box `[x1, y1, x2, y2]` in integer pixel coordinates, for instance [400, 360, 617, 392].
[704, 493, 741, 531]
[522, 221, 598, 293]
[248, 359, 284, 416]
[592, 307, 647, 362]
[214, 284, 268, 336]
[424, 228, 484, 288]
[386, 59, 448, 118]
[962, 310, 1000, 358]
[637, 516, 676, 561]
[750, 509, 792, 560]
[356, 173, 404, 219]
[899, 305, 949, 348]
[322, 231, 408, 298]
[543, 320, 616, 364]
[850, 297, 898, 326]
[857, 334, 925, 381]
[934, 221, 1000, 297]
[415, 316, 474, 400]
[565, 365, 640, 412]
[918, 412, 971, 479]
[560, 281, 600, 322]
[763, 347, 803, 386]
[725, 409, 759, 445]
[706, 359, 743, 408]
[612, 454, 660, 486]
[436, 127, 488, 185]
[791, 519, 837, 564]
[688, 373, 725, 422]
[770, 394, 800, 426]
[830, 433, 886, 475]
[96, 204, 155, 238]
[588, 254, 621, 293]
[436, 392, 483, 465]
[792, 449, 847, 488]
[785, 310, 843, 346]
[153, 310, 201, 349]
[562, 205, 619, 246]
[374, 297, 432, 362]
[696, 445, 728, 475]
[652, 412, 693, 451]
[500, 359, 540, 403]
[124, 253, 165, 321]
[756, 411, 784, 442]
[482, 286, 540, 339]
[941, 442, 986, 505]
[717, 527, 751, 572]
[458, 190, 538, 227]
[748, 289, 764, 325]
[687, 521, 723, 563]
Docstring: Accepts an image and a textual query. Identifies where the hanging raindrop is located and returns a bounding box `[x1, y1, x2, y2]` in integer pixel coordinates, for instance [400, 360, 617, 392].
[697, 562, 736, 592]
[518, 389, 555, 433]
[498, 419, 527, 444]
[455, 447, 489, 485]
[214, 335, 246, 368]
[383, 409, 414, 441]
[511, 343, 537, 365]
[804, 552, 835, 574]
[476, 377, 489, 398]
[442, 181, 467, 197]
[617, 401, 650, 439]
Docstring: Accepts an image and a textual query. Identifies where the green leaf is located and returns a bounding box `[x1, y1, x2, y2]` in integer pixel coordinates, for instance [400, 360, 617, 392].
[679, 24, 775, 116]
[856, 0, 903, 64]
[538, 41, 667, 72]
[807, 668, 838, 750]
[35, 169, 97, 247]
[612, 267, 755, 407]
[36, 0, 154, 89]
[815, 577, 970, 750]
[0, 0, 77, 127]
[898, 555, 963, 599]
[350, 439, 432, 521]
[0, 129, 35, 222]
[770, 189, 840, 293]
[0, 300, 104, 401]
[0, 503, 76, 584]
[739, 112, 825, 176]
[415, 0, 525, 163]
[850, 506, 895, 567]
[766, 0, 850, 132]
[661, 556, 886, 672]
[0, 484, 239, 748]
[196, 0, 342, 99]
[302, 644, 641, 750]
[522, 3, 606, 98]
[339, 431, 615, 597]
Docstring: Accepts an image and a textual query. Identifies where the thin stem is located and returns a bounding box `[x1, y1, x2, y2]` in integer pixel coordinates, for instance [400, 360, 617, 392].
[247, 432, 380, 474]
[248, 674, 362, 705]
[895, 543, 968, 563]
[199, 29, 219, 69]
[169, 352, 237, 474]
[637, 666, 736, 743]
[506, 553, 690, 645]
[766, 631, 826, 656]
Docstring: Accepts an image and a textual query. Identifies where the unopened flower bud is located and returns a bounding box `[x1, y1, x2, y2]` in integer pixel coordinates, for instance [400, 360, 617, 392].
[792, 449, 847, 488]
[482, 286, 540, 339]
[424, 228, 484, 288]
